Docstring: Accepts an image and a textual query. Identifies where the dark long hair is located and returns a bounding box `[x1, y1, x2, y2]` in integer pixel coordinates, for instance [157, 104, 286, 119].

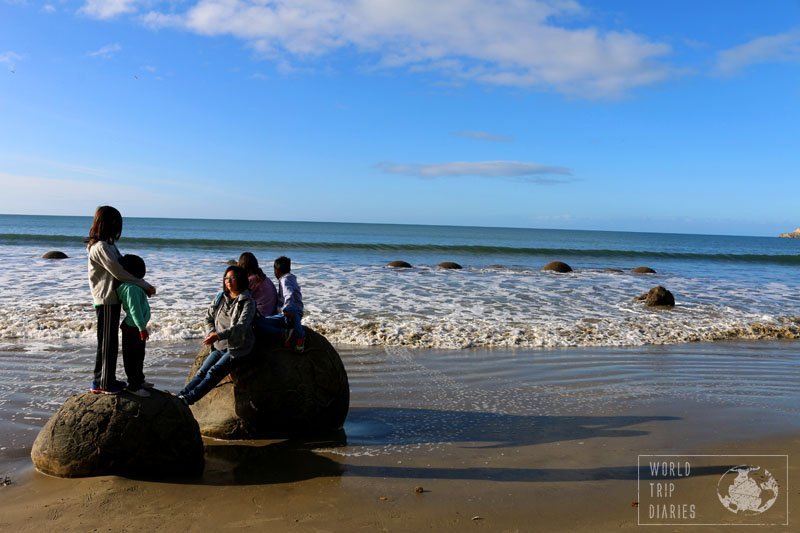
[222, 265, 250, 296]
[86, 206, 123, 247]
[238, 252, 266, 280]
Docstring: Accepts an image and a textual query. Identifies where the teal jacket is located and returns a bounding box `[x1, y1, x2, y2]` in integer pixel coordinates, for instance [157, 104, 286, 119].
[117, 282, 151, 331]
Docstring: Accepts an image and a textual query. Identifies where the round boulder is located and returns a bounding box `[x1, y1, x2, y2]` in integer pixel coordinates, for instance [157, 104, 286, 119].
[31, 390, 203, 478]
[632, 266, 656, 274]
[42, 251, 68, 259]
[638, 286, 675, 307]
[188, 327, 350, 439]
[387, 260, 412, 268]
[437, 262, 462, 270]
[542, 261, 573, 273]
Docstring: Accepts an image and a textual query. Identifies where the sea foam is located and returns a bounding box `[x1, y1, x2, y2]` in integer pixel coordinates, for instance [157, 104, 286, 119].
[2, 244, 799, 350]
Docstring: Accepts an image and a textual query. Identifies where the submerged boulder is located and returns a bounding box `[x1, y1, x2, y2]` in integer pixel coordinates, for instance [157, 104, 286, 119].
[31, 390, 203, 478]
[188, 327, 350, 439]
[42, 251, 68, 259]
[636, 286, 675, 308]
[437, 261, 462, 270]
[632, 266, 657, 274]
[542, 261, 572, 273]
[387, 260, 413, 268]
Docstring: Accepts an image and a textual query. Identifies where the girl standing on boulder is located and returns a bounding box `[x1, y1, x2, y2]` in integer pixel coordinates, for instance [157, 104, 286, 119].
[178, 265, 255, 405]
[86, 206, 156, 395]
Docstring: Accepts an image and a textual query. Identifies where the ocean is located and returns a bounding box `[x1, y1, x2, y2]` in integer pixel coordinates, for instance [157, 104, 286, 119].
[1, 214, 799, 350]
[2, 214, 800, 475]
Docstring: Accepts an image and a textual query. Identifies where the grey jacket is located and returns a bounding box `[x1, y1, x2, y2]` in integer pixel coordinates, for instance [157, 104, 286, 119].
[87, 241, 153, 305]
[205, 290, 256, 358]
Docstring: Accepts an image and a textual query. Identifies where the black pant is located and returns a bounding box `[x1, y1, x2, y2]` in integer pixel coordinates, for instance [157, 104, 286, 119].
[94, 304, 121, 388]
[121, 323, 146, 389]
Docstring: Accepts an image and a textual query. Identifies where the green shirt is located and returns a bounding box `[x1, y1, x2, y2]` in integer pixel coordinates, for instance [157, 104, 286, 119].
[116, 282, 151, 331]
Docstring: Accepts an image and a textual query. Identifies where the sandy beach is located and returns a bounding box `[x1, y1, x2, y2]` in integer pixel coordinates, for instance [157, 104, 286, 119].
[1, 340, 799, 531]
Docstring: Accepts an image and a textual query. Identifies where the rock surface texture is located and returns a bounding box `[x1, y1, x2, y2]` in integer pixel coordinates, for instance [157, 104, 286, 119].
[31, 390, 203, 478]
[189, 327, 350, 439]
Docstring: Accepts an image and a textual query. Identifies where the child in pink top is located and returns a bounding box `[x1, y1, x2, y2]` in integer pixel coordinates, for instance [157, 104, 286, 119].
[237, 252, 277, 316]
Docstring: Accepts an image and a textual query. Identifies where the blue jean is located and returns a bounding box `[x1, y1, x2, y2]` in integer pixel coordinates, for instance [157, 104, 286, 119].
[254, 308, 304, 341]
[180, 349, 235, 404]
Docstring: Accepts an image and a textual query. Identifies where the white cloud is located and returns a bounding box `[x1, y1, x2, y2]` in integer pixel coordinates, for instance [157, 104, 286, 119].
[0, 52, 22, 69]
[378, 160, 573, 184]
[80, 0, 141, 20]
[87, 43, 122, 59]
[138, 0, 672, 98]
[453, 130, 513, 143]
[43, 4, 57, 13]
[715, 28, 800, 75]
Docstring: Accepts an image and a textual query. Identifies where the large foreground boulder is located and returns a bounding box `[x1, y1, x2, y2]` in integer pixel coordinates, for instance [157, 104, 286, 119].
[31, 390, 203, 478]
[189, 327, 350, 439]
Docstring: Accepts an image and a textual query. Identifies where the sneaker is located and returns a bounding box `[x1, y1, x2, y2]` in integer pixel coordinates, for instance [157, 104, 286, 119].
[126, 387, 150, 398]
[294, 336, 305, 353]
[283, 330, 294, 349]
[177, 394, 190, 406]
[90, 380, 126, 395]
[141, 380, 155, 389]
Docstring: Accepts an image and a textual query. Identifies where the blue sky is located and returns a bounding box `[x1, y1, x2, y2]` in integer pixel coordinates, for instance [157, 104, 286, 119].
[0, 1, 798, 236]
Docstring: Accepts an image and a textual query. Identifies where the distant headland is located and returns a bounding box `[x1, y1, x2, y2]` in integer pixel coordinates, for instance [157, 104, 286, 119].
[779, 228, 800, 238]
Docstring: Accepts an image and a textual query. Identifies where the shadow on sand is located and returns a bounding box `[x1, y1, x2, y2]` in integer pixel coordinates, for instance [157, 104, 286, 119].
[189, 407, 697, 486]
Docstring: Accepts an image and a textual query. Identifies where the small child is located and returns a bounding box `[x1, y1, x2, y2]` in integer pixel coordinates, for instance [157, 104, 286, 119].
[117, 254, 153, 397]
[260, 256, 305, 352]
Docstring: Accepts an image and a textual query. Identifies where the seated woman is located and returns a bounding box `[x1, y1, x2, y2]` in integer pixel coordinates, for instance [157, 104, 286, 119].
[178, 265, 256, 405]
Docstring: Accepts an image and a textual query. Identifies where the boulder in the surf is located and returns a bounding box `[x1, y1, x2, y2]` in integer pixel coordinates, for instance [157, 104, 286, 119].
[437, 261, 462, 270]
[636, 285, 675, 307]
[387, 260, 413, 268]
[42, 251, 68, 259]
[632, 266, 657, 274]
[188, 327, 350, 439]
[31, 390, 203, 478]
[542, 261, 572, 273]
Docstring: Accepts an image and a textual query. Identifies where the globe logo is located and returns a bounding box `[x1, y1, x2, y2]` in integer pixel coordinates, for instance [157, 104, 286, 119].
[717, 465, 779, 515]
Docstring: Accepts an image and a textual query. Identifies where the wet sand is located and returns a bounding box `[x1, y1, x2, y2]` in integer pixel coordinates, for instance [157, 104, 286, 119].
[1, 341, 799, 531]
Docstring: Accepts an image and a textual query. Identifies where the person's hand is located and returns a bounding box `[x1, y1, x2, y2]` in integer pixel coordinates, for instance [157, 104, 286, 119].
[146, 286, 157, 297]
[140, 329, 150, 342]
[203, 332, 219, 346]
